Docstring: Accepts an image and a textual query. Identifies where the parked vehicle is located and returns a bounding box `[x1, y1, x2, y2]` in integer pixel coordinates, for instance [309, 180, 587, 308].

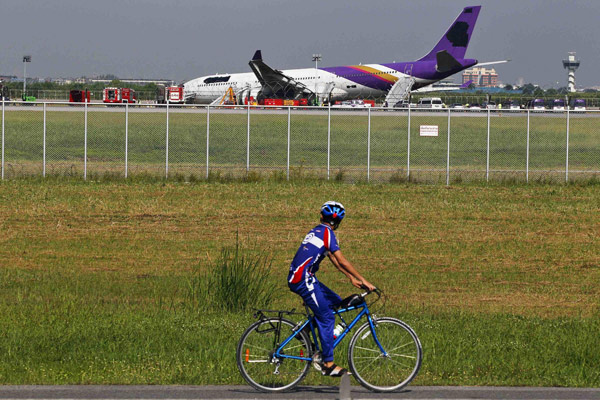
[337, 99, 372, 108]
[571, 98, 586, 112]
[417, 97, 443, 109]
[482, 101, 496, 109]
[156, 85, 184, 104]
[103, 87, 137, 104]
[69, 89, 91, 103]
[469, 103, 482, 110]
[501, 100, 521, 110]
[527, 99, 546, 111]
[392, 100, 416, 108]
[552, 98, 566, 112]
[450, 103, 465, 109]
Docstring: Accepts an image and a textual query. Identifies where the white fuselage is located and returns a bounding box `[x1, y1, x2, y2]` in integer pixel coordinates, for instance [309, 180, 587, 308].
[184, 66, 432, 104]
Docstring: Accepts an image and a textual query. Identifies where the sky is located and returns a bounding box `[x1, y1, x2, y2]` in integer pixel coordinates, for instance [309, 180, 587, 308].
[2, 0, 599, 88]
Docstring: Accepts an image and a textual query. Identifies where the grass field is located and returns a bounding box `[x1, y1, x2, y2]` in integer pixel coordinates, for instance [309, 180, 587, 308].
[0, 179, 598, 386]
[2, 107, 599, 182]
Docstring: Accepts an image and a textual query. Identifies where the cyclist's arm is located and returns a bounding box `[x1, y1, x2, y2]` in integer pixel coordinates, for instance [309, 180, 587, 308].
[328, 250, 375, 291]
[327, 251, 354, 281]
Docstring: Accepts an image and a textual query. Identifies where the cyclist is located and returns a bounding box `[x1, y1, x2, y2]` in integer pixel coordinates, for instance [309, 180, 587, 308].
[287, 201, 376, 377]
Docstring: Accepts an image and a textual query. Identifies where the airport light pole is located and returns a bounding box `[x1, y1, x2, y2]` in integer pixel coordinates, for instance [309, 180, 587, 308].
[22, 55, 31, 100]
[312, 54, 321, 105]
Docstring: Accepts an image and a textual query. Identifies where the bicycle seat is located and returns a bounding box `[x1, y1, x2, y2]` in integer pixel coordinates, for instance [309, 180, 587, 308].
[337, 294, 363, 309]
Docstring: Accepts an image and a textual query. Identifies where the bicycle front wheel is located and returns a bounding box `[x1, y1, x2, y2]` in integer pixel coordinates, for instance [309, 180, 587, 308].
[236, 318, 312, 392]
[348, 317, 422, 392]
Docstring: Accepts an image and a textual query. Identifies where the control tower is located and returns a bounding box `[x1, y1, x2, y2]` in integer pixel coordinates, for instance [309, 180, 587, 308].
[562, 52, 580, 93]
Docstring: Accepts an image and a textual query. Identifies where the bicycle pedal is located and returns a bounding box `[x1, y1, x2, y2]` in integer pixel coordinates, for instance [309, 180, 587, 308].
[312, 351, 323, 371]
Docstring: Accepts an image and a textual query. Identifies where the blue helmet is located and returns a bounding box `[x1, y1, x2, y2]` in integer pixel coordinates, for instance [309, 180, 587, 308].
[320, 201, 345, 230]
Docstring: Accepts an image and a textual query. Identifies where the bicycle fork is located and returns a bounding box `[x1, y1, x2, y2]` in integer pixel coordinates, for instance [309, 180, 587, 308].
[363, 314, 389, 357]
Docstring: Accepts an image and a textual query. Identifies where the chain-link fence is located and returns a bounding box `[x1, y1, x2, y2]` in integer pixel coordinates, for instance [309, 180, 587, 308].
[2, 100, 599, 183]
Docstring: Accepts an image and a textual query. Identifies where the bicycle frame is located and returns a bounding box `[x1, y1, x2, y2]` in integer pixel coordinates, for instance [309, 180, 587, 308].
[273, 301, 387, 362]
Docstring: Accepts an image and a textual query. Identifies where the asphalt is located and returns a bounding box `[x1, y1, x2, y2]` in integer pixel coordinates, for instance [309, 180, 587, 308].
[0, 385, 598, 400]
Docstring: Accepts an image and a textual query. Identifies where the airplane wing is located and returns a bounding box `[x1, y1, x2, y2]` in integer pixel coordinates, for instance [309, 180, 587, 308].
[413, 86, 463, 93]
[475, 59, 511, 67]
[248, 50, 314, 101]
[411, 79, 473, 94]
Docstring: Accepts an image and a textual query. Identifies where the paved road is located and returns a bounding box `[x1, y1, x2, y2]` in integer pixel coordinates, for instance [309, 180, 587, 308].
[0, 385, 598, 400]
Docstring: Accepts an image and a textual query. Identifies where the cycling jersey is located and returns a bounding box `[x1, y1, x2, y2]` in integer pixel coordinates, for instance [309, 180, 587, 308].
[288, 224, 340, 285]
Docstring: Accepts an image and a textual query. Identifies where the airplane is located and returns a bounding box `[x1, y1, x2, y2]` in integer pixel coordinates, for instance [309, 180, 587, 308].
[183, 5, 508, 106]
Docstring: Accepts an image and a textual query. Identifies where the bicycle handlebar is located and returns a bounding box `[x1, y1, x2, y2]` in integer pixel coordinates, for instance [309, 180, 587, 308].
[360, 284, 382, 300]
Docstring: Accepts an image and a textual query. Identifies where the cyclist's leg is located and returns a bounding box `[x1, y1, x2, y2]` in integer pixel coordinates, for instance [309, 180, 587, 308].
[311, 281, 350, 376]
[290, 278, 336, 363]
[316, 281, 342, 308]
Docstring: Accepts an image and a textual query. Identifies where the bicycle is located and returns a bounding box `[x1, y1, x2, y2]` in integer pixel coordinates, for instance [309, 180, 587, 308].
[236, 287, 422, 392]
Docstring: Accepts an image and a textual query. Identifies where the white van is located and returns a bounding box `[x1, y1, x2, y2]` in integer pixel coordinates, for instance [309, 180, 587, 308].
[417, 97, 443, 109]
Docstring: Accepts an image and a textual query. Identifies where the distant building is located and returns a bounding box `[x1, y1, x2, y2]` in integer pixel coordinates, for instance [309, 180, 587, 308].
[462, 67, 498, 88]
[0, 75, 18, 82]
[51, 78, 73, 85]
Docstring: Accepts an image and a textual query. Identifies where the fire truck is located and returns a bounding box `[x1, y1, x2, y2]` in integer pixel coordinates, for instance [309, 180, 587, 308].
[103, 87, 137, 104]
[69, 89, 91, 103]
[156, 85, 184, 104]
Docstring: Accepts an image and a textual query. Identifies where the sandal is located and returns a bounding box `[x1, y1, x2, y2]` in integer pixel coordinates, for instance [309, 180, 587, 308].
[321, 363, 349, 377]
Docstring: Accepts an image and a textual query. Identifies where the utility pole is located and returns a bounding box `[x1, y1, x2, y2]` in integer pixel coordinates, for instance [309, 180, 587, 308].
[312, 54, 321, 105]
[22, 55, 31, 100]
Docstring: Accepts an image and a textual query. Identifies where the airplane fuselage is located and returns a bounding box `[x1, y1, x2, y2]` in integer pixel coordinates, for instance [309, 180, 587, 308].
[184, 59, 476, 104]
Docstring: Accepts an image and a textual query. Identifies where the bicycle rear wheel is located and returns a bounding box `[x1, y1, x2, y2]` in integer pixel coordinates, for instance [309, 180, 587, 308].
[236, 317, 312, 392]
[348, 317, 422, 392]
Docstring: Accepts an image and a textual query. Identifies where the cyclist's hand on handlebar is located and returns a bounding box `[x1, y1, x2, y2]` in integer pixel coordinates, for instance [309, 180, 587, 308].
[350, 276, 364, 289]
[358, 279, 376, 292]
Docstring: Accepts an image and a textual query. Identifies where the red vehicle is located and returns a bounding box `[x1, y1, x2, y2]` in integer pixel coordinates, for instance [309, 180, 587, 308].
[166, 86, 184, 104]
[103, 87, 137, 104]
[260, 98, 284, 106]
[156, 85, 184, 104]
[259, 98, 311, 107]
[69, 89, 91, 103]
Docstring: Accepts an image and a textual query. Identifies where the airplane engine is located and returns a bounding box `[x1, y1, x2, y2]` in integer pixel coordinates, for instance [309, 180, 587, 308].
[328, 88, 350, 103]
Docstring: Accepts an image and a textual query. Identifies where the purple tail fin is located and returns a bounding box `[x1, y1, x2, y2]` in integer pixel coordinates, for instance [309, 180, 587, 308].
[418, 6, 481, 61]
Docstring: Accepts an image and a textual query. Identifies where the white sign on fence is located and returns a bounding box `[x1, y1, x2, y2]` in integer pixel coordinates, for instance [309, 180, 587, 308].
[420, 125, 439, 137]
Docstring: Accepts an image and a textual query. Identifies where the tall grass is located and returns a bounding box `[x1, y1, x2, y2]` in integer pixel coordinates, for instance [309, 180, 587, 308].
[186, 238, 277, 312]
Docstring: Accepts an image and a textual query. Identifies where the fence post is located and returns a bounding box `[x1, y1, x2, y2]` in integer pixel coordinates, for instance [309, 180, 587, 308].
[165, 102, 169, 178]
[287, 106, 291, 181]
[206, 105, 210, 179]
[446, 108, 451, 186]
[43, 102, 46, 177]
[367, 107, 371, 182]
[486, 108, 490, 182]
[526, 110, 530, 183]
[565, 103, 570, 182]
[407, 104, 411, 179]
[327, 104, 331, 180]
[84, 102, 87, 180]
[125, 102, 128, 178]
[247, 103, 250, 173]
[1, 96, 4, 180]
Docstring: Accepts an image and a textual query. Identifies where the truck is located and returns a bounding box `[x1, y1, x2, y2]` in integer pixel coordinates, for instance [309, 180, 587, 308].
[69, 89, 91, 103]
[103, 87, 137, 104]
[156, 85, 184, 104]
